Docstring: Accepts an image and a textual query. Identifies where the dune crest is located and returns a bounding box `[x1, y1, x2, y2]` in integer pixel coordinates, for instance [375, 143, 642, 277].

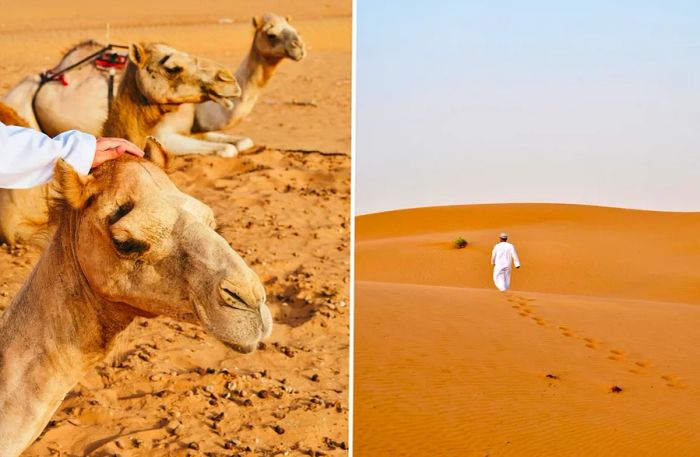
[357, 203, 700, 304]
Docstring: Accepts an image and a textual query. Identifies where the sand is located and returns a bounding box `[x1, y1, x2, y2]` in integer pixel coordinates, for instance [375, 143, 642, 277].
[0, 1, 350, 455]
[355, 204, 700, 456]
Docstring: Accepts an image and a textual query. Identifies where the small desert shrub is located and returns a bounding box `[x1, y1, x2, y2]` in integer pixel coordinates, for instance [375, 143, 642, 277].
[453, 236, 468, 249]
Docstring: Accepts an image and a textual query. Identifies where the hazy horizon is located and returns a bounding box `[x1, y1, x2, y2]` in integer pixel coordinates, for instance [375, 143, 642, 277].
[357, 201, 700, 217]
[356, 1, 700, 215]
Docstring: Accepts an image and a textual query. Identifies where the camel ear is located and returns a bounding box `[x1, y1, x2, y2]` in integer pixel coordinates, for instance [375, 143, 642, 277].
[286, 15, 292, 23]
[129, 43, 147, 68]
[252, 16, 262, 29]
[143, 136, 171, 170]
[53, 159, 97, 209]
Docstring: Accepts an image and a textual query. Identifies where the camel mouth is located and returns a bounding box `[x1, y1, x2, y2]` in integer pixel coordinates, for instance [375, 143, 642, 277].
[288, 48, 306, 61]
[209, 94, 236, 109]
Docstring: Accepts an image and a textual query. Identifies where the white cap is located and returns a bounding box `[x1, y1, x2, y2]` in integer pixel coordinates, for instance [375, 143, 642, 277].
[499, 232, 508, 239]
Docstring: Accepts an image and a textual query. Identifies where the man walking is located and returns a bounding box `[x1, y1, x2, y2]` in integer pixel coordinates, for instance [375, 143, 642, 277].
[491, 233, 520, 292]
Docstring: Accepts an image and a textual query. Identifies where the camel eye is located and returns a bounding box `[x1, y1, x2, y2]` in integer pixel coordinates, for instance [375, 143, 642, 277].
[266, 33, 278, 43]
[112, 238, 150, 256]
[165, 66, 183, 75]
[108, 202, 134, 225]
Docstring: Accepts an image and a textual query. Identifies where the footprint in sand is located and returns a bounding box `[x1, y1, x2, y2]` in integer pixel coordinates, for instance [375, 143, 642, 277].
[557, 326, 575, 337]
[606, 349, 625, 361]
[661, 374, 682, 388]
[531, 316, 547, 326]
[583, 338, 599, 349]
[628, 362, 651, 375]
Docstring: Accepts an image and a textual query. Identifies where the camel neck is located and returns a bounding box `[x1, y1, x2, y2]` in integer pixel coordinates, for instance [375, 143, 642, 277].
[233, 44, 281, 115]
[238, 44, 281, 89]
[0, 216, 131, 455]
[192, 42, 282, 131]
[102, 63, 164, 147]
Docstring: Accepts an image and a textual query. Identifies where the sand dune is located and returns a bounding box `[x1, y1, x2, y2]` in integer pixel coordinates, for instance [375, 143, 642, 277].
[357, 204, 700, 304]
[355, 204, 700, 456]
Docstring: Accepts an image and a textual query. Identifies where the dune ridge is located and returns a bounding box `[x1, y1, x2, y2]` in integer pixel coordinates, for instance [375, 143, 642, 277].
[357, 203, 700, 305]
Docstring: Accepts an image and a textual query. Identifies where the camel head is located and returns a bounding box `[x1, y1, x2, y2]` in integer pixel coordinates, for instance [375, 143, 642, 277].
[51, 139, 271, 353]
[128, 43, 240, 109]
[252, 13, 306, 62]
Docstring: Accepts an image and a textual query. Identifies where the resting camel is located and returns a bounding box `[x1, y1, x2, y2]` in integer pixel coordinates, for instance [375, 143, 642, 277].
[2, 13, 306, 157]
[0, 42, 240, 246]
[0, 141, 272, 457]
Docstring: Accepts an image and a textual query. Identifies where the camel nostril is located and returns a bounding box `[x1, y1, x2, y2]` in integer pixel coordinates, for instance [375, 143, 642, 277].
[225, 288, 244, 304]
[217, 70, 236, 82]
[219, 285, 252, 310]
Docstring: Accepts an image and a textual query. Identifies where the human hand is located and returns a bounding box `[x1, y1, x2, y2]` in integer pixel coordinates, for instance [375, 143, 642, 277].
[91, 137, 145, 168]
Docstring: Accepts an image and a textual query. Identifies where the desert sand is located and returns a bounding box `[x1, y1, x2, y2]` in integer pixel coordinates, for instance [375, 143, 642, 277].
[0, 1, 350, 455]
[355, 204, 700, 456]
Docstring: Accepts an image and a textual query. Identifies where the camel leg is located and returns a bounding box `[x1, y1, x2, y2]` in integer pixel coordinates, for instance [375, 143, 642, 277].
[196, 132, 255, 152]
[155, 131, 238, 157]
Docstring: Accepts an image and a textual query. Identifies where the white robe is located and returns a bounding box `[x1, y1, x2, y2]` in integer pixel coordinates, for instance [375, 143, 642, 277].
[0, 122, 95, 188]
[491, 241, 520, 291]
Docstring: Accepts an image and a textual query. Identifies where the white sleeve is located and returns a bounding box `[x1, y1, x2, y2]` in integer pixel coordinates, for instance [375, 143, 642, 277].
[0, 123, 95, 189]
[511, 245, 521, 268]
[491, 246, 496, 265]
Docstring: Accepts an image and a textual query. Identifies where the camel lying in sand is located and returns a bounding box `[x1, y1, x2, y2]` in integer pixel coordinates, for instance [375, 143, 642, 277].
[0, 42, 240, 246]
[2, 13, 306, 157]
[0, 142, 271, 456]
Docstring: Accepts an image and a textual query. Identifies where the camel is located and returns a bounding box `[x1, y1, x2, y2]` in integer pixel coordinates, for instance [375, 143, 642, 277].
[156, 13, 307, 156]
[0, 141, 272, 457]
[101, 42, 239, 148]
[0, 42, 240, 246]
[2, 13, 306, 157]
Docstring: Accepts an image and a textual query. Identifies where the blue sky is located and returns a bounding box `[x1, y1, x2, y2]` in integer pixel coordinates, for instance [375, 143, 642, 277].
[356, 0, 700, 214]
